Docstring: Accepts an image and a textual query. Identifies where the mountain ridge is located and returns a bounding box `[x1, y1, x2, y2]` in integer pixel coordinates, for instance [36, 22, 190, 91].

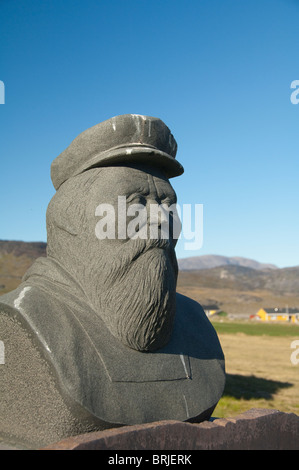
[177, 264, 299, 295]
[178, 254, 278, 271]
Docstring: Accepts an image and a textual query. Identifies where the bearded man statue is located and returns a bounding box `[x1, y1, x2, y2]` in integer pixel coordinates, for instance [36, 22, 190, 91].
[0, 114, 225, 448]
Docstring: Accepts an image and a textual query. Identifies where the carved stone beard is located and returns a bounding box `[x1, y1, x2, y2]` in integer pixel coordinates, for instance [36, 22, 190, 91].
[85, 238, 178, 352]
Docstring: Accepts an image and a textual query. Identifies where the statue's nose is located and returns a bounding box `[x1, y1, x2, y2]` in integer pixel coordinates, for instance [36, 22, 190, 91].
[146, 199, 169, 226]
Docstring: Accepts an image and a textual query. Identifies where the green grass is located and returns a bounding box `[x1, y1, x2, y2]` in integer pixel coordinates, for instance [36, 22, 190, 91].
[210, 318, 299, 418]
[211, 319, 299, 337]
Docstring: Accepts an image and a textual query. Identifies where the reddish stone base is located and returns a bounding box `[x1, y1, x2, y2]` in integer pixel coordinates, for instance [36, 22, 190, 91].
[43, 408, 299, 450]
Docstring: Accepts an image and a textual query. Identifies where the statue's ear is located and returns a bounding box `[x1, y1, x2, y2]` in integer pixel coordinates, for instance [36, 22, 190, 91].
[47, 169, 102, 237]
[46, 192, 82, 236]
[53, 214, 79, 236]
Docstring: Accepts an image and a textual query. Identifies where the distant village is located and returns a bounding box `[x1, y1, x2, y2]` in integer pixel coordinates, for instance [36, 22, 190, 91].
[204, 305, 299, 323]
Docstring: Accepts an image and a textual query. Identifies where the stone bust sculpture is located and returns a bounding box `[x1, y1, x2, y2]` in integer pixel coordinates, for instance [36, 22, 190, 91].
[0, 114, 225, 448]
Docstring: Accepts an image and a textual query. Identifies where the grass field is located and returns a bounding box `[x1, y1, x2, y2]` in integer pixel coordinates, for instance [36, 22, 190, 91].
[212, 319, 299, 337]
[211, 319, 299, 418]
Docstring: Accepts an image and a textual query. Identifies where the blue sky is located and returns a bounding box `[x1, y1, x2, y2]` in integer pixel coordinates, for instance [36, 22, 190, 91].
[0, 0, 298, 268]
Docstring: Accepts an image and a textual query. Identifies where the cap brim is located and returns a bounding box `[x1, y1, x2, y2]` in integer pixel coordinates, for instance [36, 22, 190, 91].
[54, 146, 184, 189]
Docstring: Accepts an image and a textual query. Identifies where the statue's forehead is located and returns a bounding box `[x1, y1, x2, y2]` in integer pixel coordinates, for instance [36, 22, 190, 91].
[92, 165, 174, 196]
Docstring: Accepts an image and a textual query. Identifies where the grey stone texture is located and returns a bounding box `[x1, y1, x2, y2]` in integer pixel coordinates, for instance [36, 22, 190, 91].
[0, 115, 225, 448]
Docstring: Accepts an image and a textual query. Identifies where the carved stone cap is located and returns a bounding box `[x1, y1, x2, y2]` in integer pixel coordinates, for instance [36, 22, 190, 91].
[51, 114, 184, 190]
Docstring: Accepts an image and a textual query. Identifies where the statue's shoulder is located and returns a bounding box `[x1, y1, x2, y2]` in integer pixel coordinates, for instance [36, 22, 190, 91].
[175, 291, 206, 321]
[175, 292, 221, 345]
[0, 284, 49, 320]
[176, 291, 205, 310]
[0, 285, 35, 317]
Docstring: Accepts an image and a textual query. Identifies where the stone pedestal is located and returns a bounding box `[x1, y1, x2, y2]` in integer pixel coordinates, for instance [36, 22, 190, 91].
[41, 408, 299, 450]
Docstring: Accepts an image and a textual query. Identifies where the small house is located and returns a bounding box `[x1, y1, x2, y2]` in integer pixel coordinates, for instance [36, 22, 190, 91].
[202, 304, 221, 317]
[256, 307, 299, 323]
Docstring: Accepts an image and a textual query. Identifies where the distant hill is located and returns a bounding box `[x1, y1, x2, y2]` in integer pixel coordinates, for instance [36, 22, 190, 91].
[176, 254, 299, 316]
[0, 240, 46, 258]
[178, 255, 277, 271]
[177, 264, 299, 315]
[0, 240, 46, 294]
[178, 264, 299, 295]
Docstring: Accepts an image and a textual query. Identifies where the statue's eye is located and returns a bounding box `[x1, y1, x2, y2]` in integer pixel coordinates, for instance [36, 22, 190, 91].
[126, 194, 146, 206]
[161, 195, 177, 206]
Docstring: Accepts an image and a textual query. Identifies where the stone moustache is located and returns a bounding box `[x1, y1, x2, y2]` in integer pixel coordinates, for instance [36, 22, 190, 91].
[0, 114, 225, 448]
